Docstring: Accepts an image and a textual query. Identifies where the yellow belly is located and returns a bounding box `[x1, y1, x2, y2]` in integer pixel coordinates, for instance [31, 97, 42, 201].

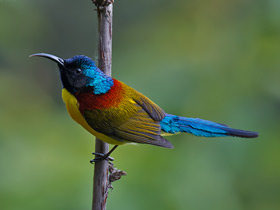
[61, 88, 125, 145]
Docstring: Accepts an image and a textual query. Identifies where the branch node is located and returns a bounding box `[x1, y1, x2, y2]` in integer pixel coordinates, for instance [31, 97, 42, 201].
[108, 162, 127, 189]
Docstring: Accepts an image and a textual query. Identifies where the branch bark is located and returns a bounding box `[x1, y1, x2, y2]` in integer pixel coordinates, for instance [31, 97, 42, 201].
[92, 1, 113, 210]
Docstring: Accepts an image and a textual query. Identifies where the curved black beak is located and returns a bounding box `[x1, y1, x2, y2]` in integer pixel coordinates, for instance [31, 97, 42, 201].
[29, 53, 65, 66]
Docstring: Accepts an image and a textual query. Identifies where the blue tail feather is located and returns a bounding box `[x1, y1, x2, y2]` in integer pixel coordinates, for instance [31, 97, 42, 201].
[160, 114, 258, 138]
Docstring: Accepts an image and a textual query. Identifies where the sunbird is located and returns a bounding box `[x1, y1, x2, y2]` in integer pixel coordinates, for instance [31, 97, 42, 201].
[30, 53, 258, 161]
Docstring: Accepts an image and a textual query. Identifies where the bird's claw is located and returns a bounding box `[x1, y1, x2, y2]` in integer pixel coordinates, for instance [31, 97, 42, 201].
[90, 152, 114, 163]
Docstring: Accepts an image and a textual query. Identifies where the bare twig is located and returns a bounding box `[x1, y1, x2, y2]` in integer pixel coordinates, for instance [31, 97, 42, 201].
[91, 1, 125, 210]
[92, 1, 112, 209]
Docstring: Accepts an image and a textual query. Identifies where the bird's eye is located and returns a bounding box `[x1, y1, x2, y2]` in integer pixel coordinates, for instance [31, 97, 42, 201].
[75, 68, 82, 75]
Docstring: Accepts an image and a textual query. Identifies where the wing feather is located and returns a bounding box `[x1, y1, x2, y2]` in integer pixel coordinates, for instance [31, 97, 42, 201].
[110, 108, 173, 148]
[131, 90, 166, 121]
[83, 104, 173, 148]
[82, 82, 172, 148]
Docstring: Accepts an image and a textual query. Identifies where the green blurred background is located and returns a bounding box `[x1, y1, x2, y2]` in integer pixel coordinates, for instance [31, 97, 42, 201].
[1, 0, 279, 209]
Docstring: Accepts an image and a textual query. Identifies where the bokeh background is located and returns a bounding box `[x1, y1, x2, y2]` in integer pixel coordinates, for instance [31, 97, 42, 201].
[1, 0, 279, 209]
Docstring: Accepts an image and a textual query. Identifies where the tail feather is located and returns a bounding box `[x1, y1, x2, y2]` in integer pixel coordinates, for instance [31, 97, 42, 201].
[160, 114, 258, 138]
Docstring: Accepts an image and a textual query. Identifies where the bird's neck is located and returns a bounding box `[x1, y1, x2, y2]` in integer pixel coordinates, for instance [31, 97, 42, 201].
[60, 70, 76, 94]
[84, 68, 114, 95]
[75, 79, 124, 112]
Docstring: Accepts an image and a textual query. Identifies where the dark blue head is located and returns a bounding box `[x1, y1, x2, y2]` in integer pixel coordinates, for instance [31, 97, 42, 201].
[30, 53, 113, 94]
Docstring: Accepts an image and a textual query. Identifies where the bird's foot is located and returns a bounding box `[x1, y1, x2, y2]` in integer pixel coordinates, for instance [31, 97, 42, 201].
[90, 152, 114, 163]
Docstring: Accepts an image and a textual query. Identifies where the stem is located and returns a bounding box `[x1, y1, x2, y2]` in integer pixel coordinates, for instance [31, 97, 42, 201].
[92, 1, 113, 210]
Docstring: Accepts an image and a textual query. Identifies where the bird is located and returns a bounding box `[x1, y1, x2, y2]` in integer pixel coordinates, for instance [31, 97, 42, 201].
[30, 53, 258, 162]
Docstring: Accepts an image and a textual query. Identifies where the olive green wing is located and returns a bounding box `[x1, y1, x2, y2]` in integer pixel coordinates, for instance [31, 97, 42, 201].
[131, 89, 166, 121]
[108, 105, 173, 148]
[82, 89, 173, 148]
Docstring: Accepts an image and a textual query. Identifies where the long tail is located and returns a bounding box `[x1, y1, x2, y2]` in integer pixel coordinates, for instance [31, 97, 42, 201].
[160, 114, 258, 138]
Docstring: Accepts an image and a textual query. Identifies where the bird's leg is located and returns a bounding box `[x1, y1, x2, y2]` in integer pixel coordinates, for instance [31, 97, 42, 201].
[90, 145, 118, 163]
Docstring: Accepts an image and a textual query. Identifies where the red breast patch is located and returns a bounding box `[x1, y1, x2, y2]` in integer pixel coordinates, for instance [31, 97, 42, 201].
[76, 79, 124, 112]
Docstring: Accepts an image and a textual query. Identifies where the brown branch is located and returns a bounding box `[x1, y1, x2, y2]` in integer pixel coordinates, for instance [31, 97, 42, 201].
[91, 1, 112, 209]
[92, 1, 112, 208]
[91, 1, 126, 210]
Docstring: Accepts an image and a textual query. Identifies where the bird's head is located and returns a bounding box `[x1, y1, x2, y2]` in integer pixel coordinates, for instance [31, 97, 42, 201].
[30, 53, 113, 95]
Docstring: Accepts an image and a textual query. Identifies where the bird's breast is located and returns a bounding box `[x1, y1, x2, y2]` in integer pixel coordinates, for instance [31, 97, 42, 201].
[61, 88, 125, 145]
[76, 79, 125, 114]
